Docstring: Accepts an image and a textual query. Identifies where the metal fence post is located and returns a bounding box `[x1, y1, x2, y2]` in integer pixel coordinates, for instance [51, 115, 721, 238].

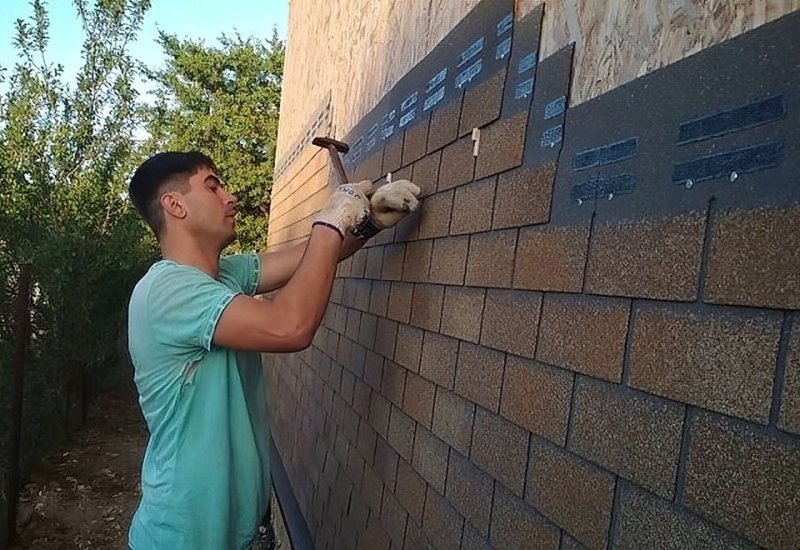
[7, 263, 32, 545]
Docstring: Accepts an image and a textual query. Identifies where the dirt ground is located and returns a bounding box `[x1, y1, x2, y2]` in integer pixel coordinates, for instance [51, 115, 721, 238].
[10, 383, 291, 550]
[11, 384, 148, 549]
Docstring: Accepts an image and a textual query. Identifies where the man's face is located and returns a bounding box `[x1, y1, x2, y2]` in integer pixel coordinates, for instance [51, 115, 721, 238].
[182, 166, 238, 248]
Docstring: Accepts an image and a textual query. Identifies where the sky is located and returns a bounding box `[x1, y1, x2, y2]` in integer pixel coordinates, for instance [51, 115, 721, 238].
[0, 0, 288, 90]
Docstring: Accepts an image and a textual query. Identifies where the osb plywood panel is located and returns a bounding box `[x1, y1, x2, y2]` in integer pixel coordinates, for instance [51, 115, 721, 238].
[538, 0, 800, 106]
[273, 0, 480, 195]
[273, 0, 798, 208]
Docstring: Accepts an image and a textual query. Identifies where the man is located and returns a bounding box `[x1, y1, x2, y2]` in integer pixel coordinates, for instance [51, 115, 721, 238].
[126, 151, 419, 549]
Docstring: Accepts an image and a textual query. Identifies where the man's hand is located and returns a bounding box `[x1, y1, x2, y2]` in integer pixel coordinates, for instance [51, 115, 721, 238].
[351, 179, 421, 239]
[313, 180, 374, 238]
[369, 179, 421, 230]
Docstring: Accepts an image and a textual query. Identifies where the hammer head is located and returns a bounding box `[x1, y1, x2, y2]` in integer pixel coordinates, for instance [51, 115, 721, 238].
[312, 136, 350, 154]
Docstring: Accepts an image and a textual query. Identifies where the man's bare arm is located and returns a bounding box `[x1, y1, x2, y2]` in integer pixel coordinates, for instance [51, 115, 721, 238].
[256, 233, 366, 294]
[215, 225, 343, 351]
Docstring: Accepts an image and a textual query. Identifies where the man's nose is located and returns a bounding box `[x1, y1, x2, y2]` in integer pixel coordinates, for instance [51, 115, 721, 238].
[223, 189, 237, 206]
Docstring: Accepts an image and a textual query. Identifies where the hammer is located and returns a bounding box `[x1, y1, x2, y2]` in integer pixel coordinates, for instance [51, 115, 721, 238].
[312, 136, 350, 185]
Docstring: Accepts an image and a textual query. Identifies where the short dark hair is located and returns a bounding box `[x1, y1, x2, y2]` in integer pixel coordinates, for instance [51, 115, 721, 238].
[129, 151, 217, 237]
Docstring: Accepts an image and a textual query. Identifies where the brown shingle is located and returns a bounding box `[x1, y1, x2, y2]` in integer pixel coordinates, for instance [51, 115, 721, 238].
[341, 369, 355, 405]
[387, 282, 414, 323]
[358, 313, 378, 348]
[441, 286, 485, 343]
[356, 147, 386, 182]
[411, 150, 441, 198]
[500, 357, 572, 446]
[395, 208, 421, 242]
[347, 444, 366, 489]
[357, 412, 377, 463]
[475, 111, 528, 180]
[684, 411, 800, 548]
[705, 204, 800, 309]
[345, 308, 361, 341]
[490, 483, 560, 550]
[427, 95, 463, 154]
[461, 523, 492, 550]
[359, 515, 391, 550]
[418, 190, 454, 240]
[365, 245, 385, 279]
[351, 248, 367, 278]
[480, 289, 542, 358]
[364, 350, 384, 390]
[780, 320, 800, 435]
[382, 243, 406, 281]
[402, 239, 433, 282]
[459, 69, 506, 136]
[353, 379, 372, 419]
[527, 439, 616, 549]
[423, 486, 465, 550]
[432, 387, 475, 456]
[586, 212, 706, 301]
[369, 282, 391, 317]
[570, 377, 684, 499]
[412, 425, 449, 493]
[403, 518, 430, 550]
[354, 279, 371, 311]
[465, 229, 517, 288]
[375, 317, 398, 359]
[403, 371, 436, 428]
[492, 163, 555, 230]
[420, 331, 459, 389]
[513, 225, 589, 292]
[369, 391, 391, 438]
[629, 303, 781, 423]
[374, 436, 399, 490]
[614, 480, 755, 549]
[380, 487, 408, 548]
[383, 135, 404, 174]
[388, 404, 416, 462]
[403, 117, 430, 166]
[395, 323, 423, 373]
[451, 177, 497, 236]
[362, 463, 385, 518]
[446, 450, 493, 536]
[537, 293, 630, 382]
[396, 458, 427, 523]
[455, 342, 505, 413]
[410, 284, 444, 332]
[382, 359, 406, 407]
[471, 407, 529, 497]
[429, 236, 469, 285]
[439, 136, 475, 191]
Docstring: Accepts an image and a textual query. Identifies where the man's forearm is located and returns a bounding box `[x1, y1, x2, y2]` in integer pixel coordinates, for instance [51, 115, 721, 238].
[340, 232, 369, 261]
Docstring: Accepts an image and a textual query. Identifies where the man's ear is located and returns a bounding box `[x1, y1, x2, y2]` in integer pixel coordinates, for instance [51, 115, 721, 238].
[160, 192, 187, 220]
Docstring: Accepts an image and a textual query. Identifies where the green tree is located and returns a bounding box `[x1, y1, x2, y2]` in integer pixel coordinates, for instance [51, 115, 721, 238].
[144, 30, 284, 252]
[0, 0, 156, 468]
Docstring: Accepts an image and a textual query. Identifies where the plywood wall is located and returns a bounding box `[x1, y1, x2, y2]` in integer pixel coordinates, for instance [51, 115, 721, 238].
[270, 0, 799, 247]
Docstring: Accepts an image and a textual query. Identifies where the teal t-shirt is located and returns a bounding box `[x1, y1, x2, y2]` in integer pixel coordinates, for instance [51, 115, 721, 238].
[127, 254, 270, 550]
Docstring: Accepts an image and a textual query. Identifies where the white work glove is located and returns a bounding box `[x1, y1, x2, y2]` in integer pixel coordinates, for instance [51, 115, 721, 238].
[313, 180, 373, 239]
[353, 179, 421, 239]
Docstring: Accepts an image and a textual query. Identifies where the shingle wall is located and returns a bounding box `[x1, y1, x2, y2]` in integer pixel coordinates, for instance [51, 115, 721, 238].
[265, 4, 800, 549]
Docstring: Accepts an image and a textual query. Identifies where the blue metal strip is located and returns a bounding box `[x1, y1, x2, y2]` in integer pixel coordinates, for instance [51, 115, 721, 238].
[672, 140, 785, 183]
[677, 94, 786, 145]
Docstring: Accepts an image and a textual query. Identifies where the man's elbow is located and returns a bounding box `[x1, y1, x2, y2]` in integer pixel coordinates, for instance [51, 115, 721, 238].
[280, 322, 317, 352]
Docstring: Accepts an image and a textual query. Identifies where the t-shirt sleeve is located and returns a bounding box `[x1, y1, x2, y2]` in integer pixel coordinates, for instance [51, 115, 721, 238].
[219, 254, 261, 296]
[148, 266, 240, 352]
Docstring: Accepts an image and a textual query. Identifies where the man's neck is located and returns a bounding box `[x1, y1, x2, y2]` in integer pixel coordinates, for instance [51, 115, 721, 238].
[160, 237, 222, 279]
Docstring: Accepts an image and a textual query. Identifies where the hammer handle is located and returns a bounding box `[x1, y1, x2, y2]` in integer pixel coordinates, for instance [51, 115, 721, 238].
[326, 145, 349, 185]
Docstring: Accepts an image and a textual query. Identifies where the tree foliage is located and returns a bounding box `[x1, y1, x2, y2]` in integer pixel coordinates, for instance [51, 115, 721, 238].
[0, 0, 157, 464]
[0, 1, 285, 473]
[144, 30, 284, 252]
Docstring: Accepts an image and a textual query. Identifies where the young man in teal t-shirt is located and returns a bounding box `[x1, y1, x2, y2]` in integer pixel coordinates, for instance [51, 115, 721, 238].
[126, 151, 419, 549]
